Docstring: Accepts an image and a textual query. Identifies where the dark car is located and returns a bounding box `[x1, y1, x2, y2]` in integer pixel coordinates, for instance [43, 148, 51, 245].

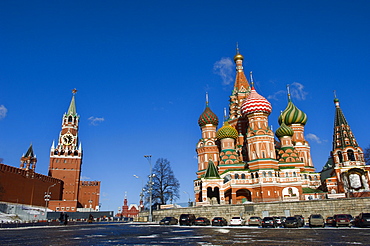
[355, 213, 370, 227]
[248, 216, 262, 226]
[294, 215, 305, 227]
[212, 217, 228, 226]
[326, 216, 334, 226]
[308, 214, 325, 228]
[283, 217, 299, 228]
[179, 214, 196, 226]
[159, 217, 178, 225]
[333, 214, 351, 227]
[262, 217, 277, 228]
[194, 217, 211, 226]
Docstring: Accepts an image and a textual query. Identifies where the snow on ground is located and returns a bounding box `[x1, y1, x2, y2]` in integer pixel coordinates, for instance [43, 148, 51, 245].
[0, 212, 21, 222]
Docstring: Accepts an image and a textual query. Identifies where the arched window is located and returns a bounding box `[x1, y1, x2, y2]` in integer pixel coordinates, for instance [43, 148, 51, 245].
[251, 173, 254, 179]
[347, 150, 355, 161]
[293, 172, 296, 177]
[235, 174, 239, 179]
[286, 172, 289, 177]
[68, 116, 73, 122]
[262, 172, 266, 177]
[268, 171, 272, 177]
[255, 173, 259, 178]
[338, 151, 343, 163]
[241, 174, 246, 179]
[304, 174, 307, 179]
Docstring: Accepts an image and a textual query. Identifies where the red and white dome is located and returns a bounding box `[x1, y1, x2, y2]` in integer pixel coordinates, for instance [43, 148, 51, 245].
[241, 87, 272, 115]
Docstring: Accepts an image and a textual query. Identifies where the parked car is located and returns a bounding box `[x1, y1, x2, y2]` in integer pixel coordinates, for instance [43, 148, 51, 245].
[248, 216, 262, 226]
[229, 216, 246, 226]
[262, 217, 277, 228]
[294, 215, 305, 227]
[273, 216, 283, 227]
[179, 214, 196, 226]
[159, 217, 178, 225]
[308, 214, 325, 228]
[283, 217, 299, 228]
[194, 217, 211, 226]
[211, 217, 228, 226]
[333, 214, 351, 227]
[354, 213, 370, 227]
[326, 216, 334, 226]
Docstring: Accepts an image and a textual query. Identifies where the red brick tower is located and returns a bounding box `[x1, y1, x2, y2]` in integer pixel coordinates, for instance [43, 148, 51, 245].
[48, 89, 82, 211]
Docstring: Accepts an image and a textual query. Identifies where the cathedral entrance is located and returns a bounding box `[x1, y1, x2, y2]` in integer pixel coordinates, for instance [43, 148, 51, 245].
[207, 187, 220, 205]
[236, 189, 252, 203]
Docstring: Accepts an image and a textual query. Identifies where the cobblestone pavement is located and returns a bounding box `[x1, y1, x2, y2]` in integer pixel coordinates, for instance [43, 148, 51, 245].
[0, 222, 369, 245]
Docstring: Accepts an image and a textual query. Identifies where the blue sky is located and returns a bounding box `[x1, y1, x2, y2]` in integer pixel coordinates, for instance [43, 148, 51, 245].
[1, 1, 369, 212]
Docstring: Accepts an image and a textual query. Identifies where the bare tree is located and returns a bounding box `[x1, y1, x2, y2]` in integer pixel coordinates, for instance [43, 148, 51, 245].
[365, 145, 370, 165]
[144, 158, 180, 206]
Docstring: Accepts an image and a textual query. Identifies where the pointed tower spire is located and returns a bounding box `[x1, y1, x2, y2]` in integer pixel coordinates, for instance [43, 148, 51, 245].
[204, 159, 220, 178]
[20, 144, 37, 171]
[67, 88, 77, 116]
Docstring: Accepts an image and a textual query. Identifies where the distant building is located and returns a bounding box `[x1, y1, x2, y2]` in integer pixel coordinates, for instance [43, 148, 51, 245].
[116, 194, 140, 218]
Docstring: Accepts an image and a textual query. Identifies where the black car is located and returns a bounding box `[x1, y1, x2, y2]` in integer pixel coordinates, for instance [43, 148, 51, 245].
[159, 217, 178, 225]
[354, 213, 370, 227]
[194, 217, 211, 226]
[261, 217, 277, 228]
[284, 217, 299, 228]
[212, 217, 228, 226]
[179, 214, 196, 226]
[294, 215, 305, 227]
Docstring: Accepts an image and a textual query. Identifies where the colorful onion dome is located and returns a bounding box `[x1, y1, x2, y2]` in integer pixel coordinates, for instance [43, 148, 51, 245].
[275, 121, 294, 138]
[198, 105, 219, 127]
[278, 98, 307, 125]
[241, 87, 272, 115]
[216, 121, 238, 139]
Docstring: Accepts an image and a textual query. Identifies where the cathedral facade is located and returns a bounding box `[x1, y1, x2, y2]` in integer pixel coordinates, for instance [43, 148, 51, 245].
[194, 50, 322, 206]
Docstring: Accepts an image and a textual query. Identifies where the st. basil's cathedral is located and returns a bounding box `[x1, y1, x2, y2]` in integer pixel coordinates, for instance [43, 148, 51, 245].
[194, 48, 369, 206]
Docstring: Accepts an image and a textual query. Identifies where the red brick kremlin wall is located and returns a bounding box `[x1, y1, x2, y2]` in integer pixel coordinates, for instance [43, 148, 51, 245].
[0, 163, 63, 207]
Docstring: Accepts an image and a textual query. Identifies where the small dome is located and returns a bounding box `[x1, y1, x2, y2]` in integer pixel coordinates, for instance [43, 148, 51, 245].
[241, 88, 272, 115]
[234, 53, 244, 62]
[216, 121, 238, 139]
[278, 100, 307, 125]
[275, 121, 294, 138]
[198, 105, 219, 127]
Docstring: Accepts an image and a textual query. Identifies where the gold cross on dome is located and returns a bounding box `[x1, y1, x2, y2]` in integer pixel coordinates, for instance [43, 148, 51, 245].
[72, 88, 78, 94]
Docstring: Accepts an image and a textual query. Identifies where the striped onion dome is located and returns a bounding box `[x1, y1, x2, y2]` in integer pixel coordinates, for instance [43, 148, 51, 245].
[198, 105, 219, 127]
[278, 98, 307, 125]
[216, 121, 238, 139]
[275, 121, 294, 138]
[241, 87, 272, 115]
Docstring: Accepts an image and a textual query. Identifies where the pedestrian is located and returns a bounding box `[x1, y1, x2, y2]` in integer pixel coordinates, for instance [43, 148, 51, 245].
[88, 214, 93, 223]
[64, 213, 69, 225]
[59, 212, 64, 224]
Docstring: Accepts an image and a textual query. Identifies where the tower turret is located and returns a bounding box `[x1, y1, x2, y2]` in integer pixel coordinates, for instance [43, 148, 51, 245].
[20, 144, 37, 171]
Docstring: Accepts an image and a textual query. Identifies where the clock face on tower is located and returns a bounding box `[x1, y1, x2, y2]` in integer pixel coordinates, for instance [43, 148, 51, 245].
[62, 133, 74, 145]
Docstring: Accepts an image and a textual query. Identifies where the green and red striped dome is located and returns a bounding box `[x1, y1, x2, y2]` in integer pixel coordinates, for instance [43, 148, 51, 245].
[198, 105, 219, 127]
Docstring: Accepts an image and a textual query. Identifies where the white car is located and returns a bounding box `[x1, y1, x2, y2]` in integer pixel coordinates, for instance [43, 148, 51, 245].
[229, 216, 246, 226]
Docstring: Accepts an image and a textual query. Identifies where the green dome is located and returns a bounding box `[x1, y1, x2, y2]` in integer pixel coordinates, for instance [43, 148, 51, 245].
[198, 105, 219, 127]
[216, 121, 238, 139]
[278, 100, 307, 125]
[275, 121, 294, 138]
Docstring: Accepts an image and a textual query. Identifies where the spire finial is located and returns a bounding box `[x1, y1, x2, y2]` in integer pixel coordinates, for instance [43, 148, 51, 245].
[333, 90, 337, 99]
[223, 107, 227, 123]
[287, 84, 291, 101]
[72, 88, 77, 95]
[250, 71, 254, 88]
[206, 92, 209, 106]
[236, 42, 240, 54]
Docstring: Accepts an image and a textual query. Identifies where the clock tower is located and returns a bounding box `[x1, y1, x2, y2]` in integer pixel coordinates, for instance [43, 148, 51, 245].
[48, 89, 82, 207]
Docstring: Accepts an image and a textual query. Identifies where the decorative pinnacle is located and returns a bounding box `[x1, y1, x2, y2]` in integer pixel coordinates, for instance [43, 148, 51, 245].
[333, 90, 337, 99]
[72, 88, 78, 95]
[250, 71, 254, 88]
[206, 92, 209, 106]
[287, 84, 291, 101]
[236, 42, 240, 54]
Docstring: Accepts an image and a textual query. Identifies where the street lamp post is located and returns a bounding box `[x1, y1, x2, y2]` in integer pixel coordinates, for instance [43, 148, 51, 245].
[44, 183, 56, 219]
[183, 191, 192, 207]
[133, 175, 145, 211]
[144, 155, 153, 222]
